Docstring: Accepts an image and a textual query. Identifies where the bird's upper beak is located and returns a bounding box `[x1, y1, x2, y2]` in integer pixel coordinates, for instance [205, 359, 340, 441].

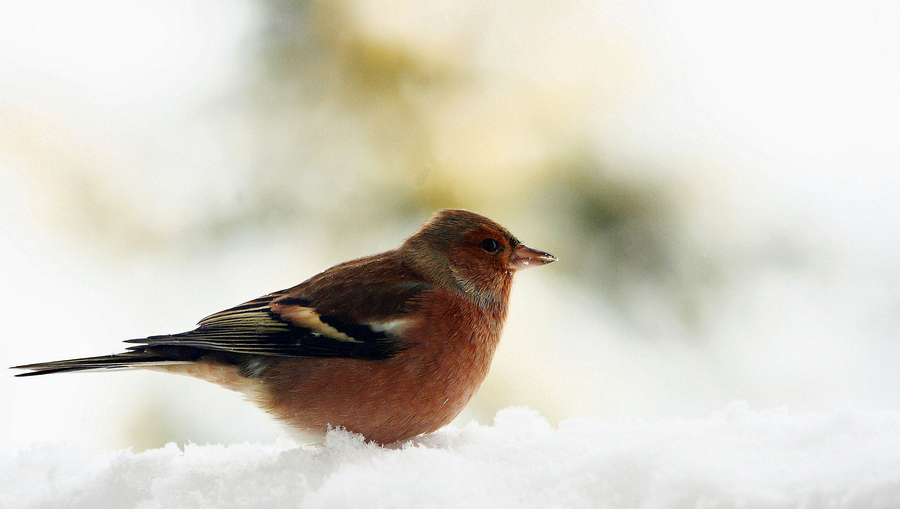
[508, 244, 557, 270]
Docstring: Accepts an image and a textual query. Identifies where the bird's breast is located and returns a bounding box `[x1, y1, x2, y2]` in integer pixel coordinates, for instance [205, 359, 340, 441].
[258, 292, 506, 444]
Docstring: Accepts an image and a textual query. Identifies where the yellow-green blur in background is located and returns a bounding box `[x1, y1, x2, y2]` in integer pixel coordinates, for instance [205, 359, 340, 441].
[2, 0, 899, 452]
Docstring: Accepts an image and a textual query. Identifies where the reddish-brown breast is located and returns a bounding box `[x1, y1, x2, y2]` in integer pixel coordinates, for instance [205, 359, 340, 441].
[258, 285, 509, 444]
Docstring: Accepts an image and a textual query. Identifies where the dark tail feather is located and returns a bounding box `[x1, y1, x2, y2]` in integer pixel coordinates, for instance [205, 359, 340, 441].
[12, 350, 189, 377]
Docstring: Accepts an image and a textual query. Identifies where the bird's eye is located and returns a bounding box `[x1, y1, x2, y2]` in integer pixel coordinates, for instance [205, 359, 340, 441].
[479, 238, 501, 253]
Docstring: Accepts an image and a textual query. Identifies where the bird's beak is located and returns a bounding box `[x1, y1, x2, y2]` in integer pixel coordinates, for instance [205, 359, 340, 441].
[508, 244, 557, 270]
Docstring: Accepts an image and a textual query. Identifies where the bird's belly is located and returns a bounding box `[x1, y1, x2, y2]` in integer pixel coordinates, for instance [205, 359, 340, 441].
[259, 352, 490, 444]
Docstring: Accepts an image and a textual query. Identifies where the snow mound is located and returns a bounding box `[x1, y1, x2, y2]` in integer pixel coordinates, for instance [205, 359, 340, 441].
[3, 403, 900, 508]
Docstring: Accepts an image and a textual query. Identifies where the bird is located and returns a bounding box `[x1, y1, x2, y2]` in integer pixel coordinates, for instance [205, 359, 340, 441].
[13, 209, 556, 444]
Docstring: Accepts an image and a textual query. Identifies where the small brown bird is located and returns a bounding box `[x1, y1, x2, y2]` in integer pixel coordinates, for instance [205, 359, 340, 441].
[14, 209, 556, 444]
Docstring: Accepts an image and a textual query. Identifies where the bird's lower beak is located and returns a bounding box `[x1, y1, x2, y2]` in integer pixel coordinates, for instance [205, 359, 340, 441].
[508, 244, 557, 270]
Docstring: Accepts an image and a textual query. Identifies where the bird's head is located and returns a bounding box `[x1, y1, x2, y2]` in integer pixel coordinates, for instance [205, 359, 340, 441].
[401, 209, 556, 307]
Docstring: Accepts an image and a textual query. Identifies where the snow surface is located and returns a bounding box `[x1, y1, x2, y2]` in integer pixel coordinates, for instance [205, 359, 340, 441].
[3, 403, 900, 509]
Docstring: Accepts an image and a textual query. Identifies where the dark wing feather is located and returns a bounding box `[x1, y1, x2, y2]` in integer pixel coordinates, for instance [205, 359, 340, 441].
[14, 260, 433, 377]
[126, 280, 432, 360]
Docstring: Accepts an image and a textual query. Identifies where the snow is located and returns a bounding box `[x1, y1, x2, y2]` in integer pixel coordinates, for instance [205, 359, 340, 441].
[3, 404, 900, 509]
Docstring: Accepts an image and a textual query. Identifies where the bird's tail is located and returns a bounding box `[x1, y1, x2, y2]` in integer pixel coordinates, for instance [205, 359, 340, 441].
[12, 349, 191, 377]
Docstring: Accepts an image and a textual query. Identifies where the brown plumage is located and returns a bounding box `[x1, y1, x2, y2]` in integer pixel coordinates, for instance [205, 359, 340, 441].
[13, 209, 556, 444]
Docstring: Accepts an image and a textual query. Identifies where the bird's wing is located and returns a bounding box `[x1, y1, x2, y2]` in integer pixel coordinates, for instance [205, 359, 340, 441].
[126, 280, 432, 360]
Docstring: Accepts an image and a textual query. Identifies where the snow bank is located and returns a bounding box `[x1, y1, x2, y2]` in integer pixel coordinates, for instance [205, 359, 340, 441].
[3, 403, 900, 509]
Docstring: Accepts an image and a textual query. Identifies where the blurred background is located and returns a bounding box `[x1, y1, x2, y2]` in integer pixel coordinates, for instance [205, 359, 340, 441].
[2, 0, 899, 452]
